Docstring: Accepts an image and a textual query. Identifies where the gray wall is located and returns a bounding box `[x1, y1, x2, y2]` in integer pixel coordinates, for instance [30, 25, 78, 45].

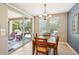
[68, 3, 79, 54]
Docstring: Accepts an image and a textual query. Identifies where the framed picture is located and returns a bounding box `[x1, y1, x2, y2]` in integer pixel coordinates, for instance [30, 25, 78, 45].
[72, 14, 78, 34]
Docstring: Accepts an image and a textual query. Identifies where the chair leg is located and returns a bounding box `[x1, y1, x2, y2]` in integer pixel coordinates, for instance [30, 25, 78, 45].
[53, 49, 55, 55]
[53, 48, 58, 55]
[36, 52, 37, 55]
[55, 48, 58, 55]
[36, 50, 38, 55]
[46, 52, 48, 55]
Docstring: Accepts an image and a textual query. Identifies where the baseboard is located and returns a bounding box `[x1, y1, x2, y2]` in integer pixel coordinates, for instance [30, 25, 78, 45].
[65, 43, 78, 55]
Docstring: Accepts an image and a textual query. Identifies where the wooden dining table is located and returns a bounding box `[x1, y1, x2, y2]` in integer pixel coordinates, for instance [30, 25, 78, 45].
[32, 35, 58, 55]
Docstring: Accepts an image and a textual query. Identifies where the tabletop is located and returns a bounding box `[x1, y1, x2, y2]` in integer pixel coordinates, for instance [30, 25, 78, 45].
[38, 35, 57, 43]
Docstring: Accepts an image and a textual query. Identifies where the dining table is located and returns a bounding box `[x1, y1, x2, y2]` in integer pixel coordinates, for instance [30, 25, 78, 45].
[32, 34, 58, 55]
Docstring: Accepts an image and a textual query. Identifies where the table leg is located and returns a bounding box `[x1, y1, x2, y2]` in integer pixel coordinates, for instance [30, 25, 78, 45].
[53, 48, 58, 55]
[32, 40, 35, 55]
[53, 49, 55, 55]
[55, 48, 58, 55]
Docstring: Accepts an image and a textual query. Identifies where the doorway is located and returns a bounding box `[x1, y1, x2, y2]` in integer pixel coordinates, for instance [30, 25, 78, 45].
[8, 8, 32, 54]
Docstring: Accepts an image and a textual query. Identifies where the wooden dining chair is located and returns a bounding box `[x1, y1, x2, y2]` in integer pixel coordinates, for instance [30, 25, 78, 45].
[32, 33, 38, 55]
[54, 35, 59, 55]
[35, 37, 48, 55]
[49, 35, 59, 55]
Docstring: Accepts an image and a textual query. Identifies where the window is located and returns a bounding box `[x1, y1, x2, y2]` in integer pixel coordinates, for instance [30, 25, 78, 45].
[39, 19, 47, 34]
[49, 17, 59, 33]
[39, 17, 59, 35]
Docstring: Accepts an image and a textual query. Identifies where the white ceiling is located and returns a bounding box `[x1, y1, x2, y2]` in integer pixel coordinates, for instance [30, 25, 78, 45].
[8, 9, 23, 18]
[10, 3, 75, 16]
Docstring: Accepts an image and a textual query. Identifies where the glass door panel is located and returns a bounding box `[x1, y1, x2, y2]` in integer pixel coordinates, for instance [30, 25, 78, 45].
[8, 9, 23, 53]
[22, 18, 32, 44]
[8, 7, 32, 54]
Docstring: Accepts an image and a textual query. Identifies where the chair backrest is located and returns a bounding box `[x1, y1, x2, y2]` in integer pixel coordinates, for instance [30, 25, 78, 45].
[35, 37, 48, 48]
[34, 33, 38, 40]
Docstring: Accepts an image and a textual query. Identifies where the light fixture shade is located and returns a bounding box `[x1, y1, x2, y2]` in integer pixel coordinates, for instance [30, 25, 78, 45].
[39, 15, 42, 18]
[46, 16, 49, 19]
[39, 4, 52, 20]
[49, 14, 52, 17]
[43, 13, 47, 16]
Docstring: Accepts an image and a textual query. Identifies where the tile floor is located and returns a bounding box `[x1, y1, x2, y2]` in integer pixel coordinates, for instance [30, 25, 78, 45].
[10, 41, 77, 55]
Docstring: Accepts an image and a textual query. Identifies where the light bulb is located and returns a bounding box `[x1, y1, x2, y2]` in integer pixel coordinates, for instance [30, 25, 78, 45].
[43, 13, 47, 16]
[49, 15, 52, 17]
[46, 16, 49, 19]
[39, 15, 42, 18]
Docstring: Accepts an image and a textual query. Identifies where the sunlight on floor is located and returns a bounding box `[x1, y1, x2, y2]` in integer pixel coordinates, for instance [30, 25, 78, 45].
[10, 41, 77, 55]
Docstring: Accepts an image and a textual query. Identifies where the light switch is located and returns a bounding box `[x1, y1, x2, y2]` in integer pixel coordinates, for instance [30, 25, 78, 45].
[0, 28, 6, 36]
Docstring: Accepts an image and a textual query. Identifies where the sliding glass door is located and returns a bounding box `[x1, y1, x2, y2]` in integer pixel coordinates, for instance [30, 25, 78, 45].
[22, 18, 32, 44]
[8, 8, 32, 53]
[8, 19, 23, 53]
